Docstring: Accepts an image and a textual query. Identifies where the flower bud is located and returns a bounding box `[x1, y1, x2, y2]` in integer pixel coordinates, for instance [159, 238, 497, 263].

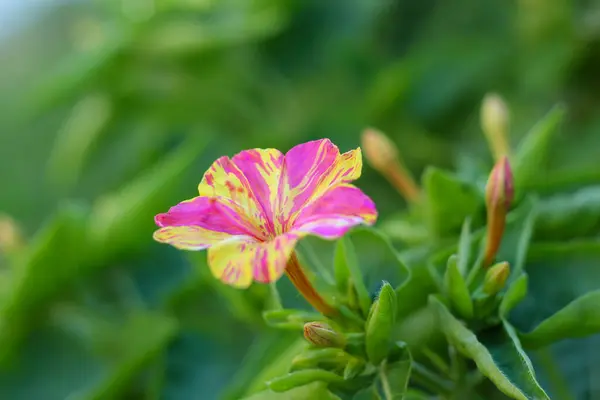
[361, 127, 420, 203]
[365, 282, 397, 365]
[303, 322, 346, 348]
[483, 156, 514, 266]
[361, 127, 399, 172]
[483, 261, 510, 295]
[481, 93, 510, 161]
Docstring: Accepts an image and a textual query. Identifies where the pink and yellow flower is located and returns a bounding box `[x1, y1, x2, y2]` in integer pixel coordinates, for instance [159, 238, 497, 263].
[153, 139, 377, 296]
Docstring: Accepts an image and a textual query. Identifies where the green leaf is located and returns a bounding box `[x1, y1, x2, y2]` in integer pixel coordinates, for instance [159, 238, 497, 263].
[267, 370, 345, 393]
[513, 105, 566, 192]
[245, 339, 308, 396]
[80, 313, 179, 400]
[379, 343, 412, 399]
[365, 283, 397, 365]
[86, 135, 209, 262]
[500, 274, 528, 318]
[291, 348, 349, 371]
[443, 255, 474, 319]
[353, 386, 383, 400]
[496, 196, 538, 279]
[535, 185, 600, 240]
[429, 296, 550, 400]
[519, 290, 600, 349]
[0, 203, 89, 361]
[457, 217, 472, 276]
[334, 237, 372, 317]
[244, 382, 340, 400]
[262, 309, 323, 330]
[422, 167, 482, 238]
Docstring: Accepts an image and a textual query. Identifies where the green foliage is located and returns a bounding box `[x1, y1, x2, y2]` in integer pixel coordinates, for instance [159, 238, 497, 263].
[1, 0, 600, 399]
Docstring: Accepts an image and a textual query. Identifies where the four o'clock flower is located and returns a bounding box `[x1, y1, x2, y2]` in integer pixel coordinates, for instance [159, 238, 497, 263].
[153, 139, 378, 315]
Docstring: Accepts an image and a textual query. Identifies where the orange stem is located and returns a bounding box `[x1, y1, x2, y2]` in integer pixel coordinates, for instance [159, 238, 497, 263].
[384, 161, 421, 204]
[286, 253, 337, 316]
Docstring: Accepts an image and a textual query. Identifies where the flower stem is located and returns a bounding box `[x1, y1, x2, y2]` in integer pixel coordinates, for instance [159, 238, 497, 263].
[286, 253, 337, 317]
[385, 161, 421, 204]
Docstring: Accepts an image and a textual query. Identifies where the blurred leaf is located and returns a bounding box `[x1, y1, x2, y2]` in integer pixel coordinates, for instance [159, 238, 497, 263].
[291, 348, 349, 371]
[535, 185, 600, 240]
[267, 369, 345, 393]
[262, 309, 322, 330]
[519, 290, 600, 350]
[500, 274, 528, 318]
[244, 382, 340, 400]
[46, 93, 112, 191]
[0, 203, 89, 361]
[457, 217, 472, 276]
[379, 343, 412, 399]
[513, 105, 566, 192]
[496, 196, 538, 280]
[87, 135, 209, 261]
[422, 167, 482, 239]
[81, 312, 178, 400]
[334, 236, 371, 317]
[430, 296, 550, 400]
[443, 255, 474, 319]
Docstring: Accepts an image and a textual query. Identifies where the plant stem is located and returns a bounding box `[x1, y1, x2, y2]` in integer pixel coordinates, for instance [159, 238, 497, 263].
[286, 253, 336, 317]
[380, 362, 394, 400]
[411, 362, 453, 397]
[269, 282, 282, 310]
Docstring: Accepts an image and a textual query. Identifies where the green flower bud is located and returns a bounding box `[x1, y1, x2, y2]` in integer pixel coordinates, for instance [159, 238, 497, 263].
[483, 262, 511, 295]
[303, 322, 346, 348]
[365, 282, 397, 365]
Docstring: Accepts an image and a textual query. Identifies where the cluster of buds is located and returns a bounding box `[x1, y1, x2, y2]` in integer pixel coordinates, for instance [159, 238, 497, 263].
[361, 128, 421, 204]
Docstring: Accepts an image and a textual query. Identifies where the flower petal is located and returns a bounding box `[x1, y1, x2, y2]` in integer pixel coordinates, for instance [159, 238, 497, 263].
[281, 139, 363, 228]
[198, 151, 284, 238]
[231, 149, 284, 234]
[153, 196, 261, 250]
[291, 184, 377, 239]
[207, 233, 301, 288]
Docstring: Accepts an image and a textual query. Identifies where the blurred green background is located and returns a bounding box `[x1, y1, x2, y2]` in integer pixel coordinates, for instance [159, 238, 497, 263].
[0, 0, 599, 399]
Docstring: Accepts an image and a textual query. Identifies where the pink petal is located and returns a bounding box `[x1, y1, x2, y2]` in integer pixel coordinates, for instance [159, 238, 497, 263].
[208, 233, 301, 288]
[153, 196, 263, 250]
[291, 184, 377, 240]
[199, 151, 284, 238]
[231, 149, 285, 235]
[280, 139, 363, 229]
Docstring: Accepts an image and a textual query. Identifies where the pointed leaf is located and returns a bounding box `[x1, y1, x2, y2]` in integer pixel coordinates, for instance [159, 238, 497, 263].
[500, 274, 528, 318]
[513, 105, 566, 191]
[457, 217, 472, 276]
[422, 167, 483, 238]
[519, 290, 600, 349]
[334, 237, 371, 316]
[429, 296, 550, 400]
[443, 255, 473, 319]
[379, 343, 412, 399]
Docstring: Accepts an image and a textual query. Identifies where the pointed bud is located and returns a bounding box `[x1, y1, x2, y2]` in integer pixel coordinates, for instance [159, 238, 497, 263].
[481, 93, 510, 161]
[361, 127, 421, 203]
[303, 322, 346, 348]
[365, 282, 397, 365]
[483, 262, 510, 295]
[0, 214, 24, 254]
[483, 156, 514, 266]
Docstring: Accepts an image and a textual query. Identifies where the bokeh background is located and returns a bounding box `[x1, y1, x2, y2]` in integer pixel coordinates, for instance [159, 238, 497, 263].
[0, 0, 599, 399]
